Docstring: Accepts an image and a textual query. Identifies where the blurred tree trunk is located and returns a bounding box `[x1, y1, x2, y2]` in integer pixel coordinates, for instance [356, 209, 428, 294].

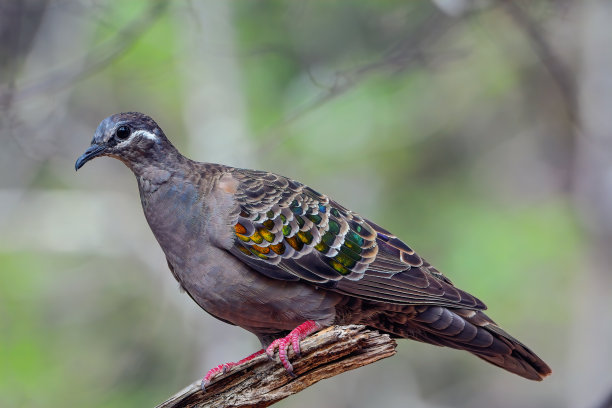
[173, 0, 254, 167]
[571, 1, 612, 407]
[0, 0, 49, 96]
[1, 0, 89, 182]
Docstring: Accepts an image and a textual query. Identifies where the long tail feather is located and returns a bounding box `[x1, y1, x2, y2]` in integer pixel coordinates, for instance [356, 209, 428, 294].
[374, 306, 551, 381]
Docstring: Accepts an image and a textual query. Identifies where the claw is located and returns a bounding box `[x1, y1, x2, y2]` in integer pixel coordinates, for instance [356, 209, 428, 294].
[265, 320, 321, 376]
[265, 338, 282, 360]
[201, 321, 321, 391]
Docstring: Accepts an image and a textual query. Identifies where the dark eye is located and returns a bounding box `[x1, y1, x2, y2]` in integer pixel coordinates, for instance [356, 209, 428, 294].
[115, 125, 131, 140]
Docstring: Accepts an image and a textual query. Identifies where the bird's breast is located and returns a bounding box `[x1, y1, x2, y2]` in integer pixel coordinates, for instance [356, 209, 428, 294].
[141, 181, 211, 268]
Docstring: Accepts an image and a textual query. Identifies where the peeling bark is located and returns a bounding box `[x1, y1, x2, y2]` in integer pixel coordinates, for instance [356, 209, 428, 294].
[156, 325, 397, 408]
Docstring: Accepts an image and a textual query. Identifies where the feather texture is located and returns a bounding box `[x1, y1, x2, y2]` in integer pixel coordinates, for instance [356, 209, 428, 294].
[229, 169, 484, 309]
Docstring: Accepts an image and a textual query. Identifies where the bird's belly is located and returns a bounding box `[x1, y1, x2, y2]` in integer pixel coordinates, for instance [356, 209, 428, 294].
[177, 246, 341, 335]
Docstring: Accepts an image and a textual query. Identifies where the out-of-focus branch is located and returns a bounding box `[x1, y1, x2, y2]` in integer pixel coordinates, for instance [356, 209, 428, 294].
[257, 10, 455, 153]
[0, 0, 168, 107]
[156, 325, 396, 408]
[502, 0, 578, 125]
[595, 389, 612, 408]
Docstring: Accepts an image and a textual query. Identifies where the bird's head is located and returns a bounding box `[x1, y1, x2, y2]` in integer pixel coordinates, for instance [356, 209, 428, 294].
[75, 112, 169, 171]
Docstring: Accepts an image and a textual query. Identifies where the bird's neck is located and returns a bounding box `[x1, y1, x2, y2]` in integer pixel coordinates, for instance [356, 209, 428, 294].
[126, 140, 186, 185]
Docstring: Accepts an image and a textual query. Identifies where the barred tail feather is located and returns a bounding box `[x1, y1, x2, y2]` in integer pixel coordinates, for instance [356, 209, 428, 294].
[377, 306, 552, 381]
[472, 323, 552, 381]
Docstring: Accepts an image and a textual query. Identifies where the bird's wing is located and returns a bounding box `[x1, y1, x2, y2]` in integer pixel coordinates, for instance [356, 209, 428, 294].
[228, 169, 485, 310]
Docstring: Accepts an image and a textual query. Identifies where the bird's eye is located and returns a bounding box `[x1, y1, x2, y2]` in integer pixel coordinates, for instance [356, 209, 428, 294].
[115, 125, 131, 140]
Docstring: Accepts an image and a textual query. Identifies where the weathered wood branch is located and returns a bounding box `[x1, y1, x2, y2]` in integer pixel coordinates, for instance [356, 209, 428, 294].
[156, 325, 397, 408]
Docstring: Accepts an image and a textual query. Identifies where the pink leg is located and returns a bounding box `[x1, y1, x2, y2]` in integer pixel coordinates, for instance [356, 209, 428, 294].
[265, 320, 321, 376]
[201, 349, 265, 390]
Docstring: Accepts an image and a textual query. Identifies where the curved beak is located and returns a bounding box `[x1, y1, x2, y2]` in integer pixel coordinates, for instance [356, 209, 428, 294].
[75, 144, 106, 171]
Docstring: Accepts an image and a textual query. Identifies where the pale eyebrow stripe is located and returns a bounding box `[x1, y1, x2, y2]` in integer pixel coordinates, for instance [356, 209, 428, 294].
[131, 130, 157, 140]
[116, 129, 158, 147]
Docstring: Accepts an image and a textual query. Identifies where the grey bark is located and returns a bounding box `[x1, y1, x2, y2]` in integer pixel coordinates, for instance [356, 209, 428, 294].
[156, 325, 397, 408]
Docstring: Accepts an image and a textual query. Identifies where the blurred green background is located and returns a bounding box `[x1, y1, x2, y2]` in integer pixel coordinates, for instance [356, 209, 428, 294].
[1, 1, 611, 407]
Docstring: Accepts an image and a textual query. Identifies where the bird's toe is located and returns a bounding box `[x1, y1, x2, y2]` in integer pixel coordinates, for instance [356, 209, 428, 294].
[201, 349, 266, 391]
[264, 320, 322, 376]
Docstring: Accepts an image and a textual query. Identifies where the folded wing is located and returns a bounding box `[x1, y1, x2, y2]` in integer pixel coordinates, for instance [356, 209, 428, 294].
[227, 169, 485, 310]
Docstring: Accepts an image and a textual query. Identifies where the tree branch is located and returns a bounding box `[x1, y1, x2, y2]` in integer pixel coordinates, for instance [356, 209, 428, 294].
[0, 0, 168, 108]
[501, 0, 578, 125]
[156, 325, 397, 408]
[255, 9, 456, 155]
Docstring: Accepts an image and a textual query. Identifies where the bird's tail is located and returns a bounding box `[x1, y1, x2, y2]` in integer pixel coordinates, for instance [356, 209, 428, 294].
[379, 306, 552, 381]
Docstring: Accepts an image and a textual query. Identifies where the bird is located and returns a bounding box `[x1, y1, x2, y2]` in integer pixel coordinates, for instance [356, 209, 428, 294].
[75, 112, 551, 388]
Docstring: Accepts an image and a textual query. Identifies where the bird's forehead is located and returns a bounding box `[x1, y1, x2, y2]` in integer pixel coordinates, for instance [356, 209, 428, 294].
[93, 113, 136, 143]
[92, 116, 116, 143]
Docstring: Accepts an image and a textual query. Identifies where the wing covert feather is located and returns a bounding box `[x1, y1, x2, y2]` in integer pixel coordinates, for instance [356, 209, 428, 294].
[227, 169, 485, 310]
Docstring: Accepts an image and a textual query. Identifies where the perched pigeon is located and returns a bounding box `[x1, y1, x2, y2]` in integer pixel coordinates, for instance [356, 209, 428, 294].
[75, 112, 551, 387]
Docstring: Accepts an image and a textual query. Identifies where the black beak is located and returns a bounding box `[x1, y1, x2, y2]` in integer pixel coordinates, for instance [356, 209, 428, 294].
[75, 144, 106, 171]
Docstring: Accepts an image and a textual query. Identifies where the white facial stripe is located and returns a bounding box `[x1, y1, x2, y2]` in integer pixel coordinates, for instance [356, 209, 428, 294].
[133, 130, 157, 140]
[116, 129, 157, 147]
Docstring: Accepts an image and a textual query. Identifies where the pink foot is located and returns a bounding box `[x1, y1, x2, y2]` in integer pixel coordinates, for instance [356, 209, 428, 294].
[265, 320, 321, 376]
[201, 349, 265, 391]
